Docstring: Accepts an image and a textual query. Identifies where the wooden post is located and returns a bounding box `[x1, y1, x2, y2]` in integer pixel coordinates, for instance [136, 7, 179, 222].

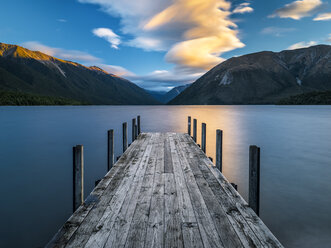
[107, 129, 114, 171]
[188, 116, 191, 135]
[135, 124, 138, 139]
[216, 129, 223, 172]
[73, 145, 84, 212]
[249, 145, 260, 216]
[122, 122, 128, 153]
[132, 118, 136, 142]
[193, 119, 197, 142]
[137, 115, 141, 135]
[231, 183, 238, 191]
[201, 123, 206, 153]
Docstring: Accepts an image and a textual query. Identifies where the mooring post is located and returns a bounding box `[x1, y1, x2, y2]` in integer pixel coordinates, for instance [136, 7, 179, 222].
[188, 116, 191, 135]
[73, 145, 84, 212]
[201, 123, 206, 153]
[132, 118, 136, 142]
[249, 145, 260, 216]
[107, 129, 114, 171]
[231, 183, 238, 191]
[137, 115, 141, 135]
[216, 129, 223, 172]
[122, 122, 128, 153]
[193, 119, 197, 142]
[135, 124, 138, 139]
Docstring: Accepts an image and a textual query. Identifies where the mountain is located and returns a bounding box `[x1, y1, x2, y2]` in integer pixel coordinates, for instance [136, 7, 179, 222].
[0, 43, 158, 105]
[169, 45, 331, 105]
[147, 84, 191, 103]
[277, 90, 331, 105]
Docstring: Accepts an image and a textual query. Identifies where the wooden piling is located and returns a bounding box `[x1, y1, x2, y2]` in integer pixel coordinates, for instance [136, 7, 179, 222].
[135, 124, 138, 139]
[137, 115, 141, 135]
[122, 122, 128, 153]
[201, 123, 206, 153]
[193, 118, 197, 142]
[188, 116, 191, 135]
[132, 118, 136, 142]
[73, 145, 84, 212]
[249, 145, 260, 216]
[216, 129, 223, 172]
[231, 183, 238, 191]
[107, 129, 114, 171]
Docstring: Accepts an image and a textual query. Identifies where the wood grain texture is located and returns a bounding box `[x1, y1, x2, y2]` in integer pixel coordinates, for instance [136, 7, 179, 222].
[47, 132, 283, 248]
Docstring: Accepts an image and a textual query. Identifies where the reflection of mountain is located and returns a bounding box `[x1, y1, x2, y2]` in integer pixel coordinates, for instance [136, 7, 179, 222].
[170, 45, 331, 104]
[0, 43, 158, 105]
[147, 84, 191, 103]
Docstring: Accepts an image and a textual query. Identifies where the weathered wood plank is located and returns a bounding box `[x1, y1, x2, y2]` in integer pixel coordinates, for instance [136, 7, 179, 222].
[144, 134, 165, 248]
[164, 138, 174, 173]
[83, 137, 154, 248]
[124, 134, 163, 248]
[65, 134, 152, 248]
[168, 134, 204, 248]
[174, 134, 225, 248]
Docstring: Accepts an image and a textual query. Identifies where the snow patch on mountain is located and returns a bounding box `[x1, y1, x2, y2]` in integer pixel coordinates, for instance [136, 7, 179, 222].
[219, 72, 232, 85]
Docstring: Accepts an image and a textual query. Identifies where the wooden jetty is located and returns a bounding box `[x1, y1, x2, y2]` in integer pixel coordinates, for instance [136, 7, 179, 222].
[47, 131, 283, 248]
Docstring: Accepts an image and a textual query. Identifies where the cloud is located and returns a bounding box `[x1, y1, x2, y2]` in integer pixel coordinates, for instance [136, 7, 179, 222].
[57, 19, 67, 22]
[287, 41, 317, 49]
[261, 26, 296, 37]
[127, 69, 202, 91]
[233, 2, 254, 14]
[78, 0, 244, 72]
[92, 28, 121, 49]
[313, 12, 331, 20]
[97, 63, 135, 76]
[22, 41, 100, 62]
[327, 34, 331, 42]
[269, 0, 323, 20]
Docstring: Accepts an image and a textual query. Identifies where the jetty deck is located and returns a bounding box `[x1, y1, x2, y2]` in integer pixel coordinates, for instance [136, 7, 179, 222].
[47, 132, 283, 248]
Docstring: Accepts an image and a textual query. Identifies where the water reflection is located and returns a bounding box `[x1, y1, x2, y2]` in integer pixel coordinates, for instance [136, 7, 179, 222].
[1, 105, 331, 248]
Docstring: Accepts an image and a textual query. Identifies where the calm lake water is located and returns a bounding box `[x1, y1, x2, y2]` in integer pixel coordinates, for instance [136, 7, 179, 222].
[1, 105, 331, 247]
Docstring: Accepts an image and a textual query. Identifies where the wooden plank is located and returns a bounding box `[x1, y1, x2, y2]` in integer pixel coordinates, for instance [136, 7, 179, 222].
[102, 134, 161, 247]
[124, 134, 164, 248]
[47, 134, 148, 248]
[181, 135, 262, 247]
[168, 134, 204, 248]
[83, 136, 154, 248]
[173, 134, 224, 248]
[64, 134, 152, 248]
[184, 134, 283, 248]
[144, 134, 165, 248]
[164, 173, 184, 248]
[164, 138, 173, 173]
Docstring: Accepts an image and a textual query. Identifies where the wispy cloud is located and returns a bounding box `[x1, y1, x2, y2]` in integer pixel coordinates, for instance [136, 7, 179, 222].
[233, 2, 254, 14]
[22, 41, 100, 62]
[78, 0, 245, 73]
[261, 26, 296, 37]
[57, 19, 67, 22]
[327, 34, 331, 42]
[97, 64, 135, 76]
[269, 0, 323, 20]
[92, 28, 121, 49]
[313, 12, 331, 20]
[287, 41, 317, 50]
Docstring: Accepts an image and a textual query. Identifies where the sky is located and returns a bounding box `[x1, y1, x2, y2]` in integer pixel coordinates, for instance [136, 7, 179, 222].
[1, 0, 331, 91]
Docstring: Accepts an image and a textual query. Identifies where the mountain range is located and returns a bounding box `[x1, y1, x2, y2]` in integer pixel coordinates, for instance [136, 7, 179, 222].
[170, 45, 331, 104]
[0, 43, 158, 105]
[147, 84, 191, 103]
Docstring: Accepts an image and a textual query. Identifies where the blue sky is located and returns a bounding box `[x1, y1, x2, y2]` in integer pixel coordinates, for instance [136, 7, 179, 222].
[1, 0, 331, 91]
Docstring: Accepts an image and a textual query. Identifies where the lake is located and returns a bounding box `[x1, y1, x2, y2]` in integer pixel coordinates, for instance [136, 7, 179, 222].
[1, 105, 331, 247]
